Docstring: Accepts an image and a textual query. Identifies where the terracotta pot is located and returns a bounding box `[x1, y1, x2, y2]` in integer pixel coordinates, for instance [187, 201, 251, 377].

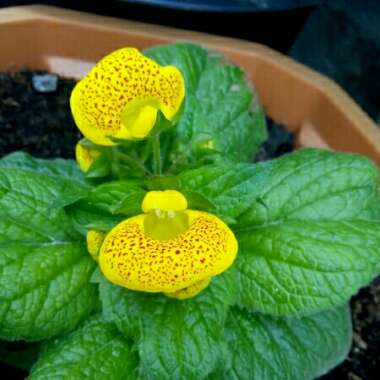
[1, 5, 379, 164]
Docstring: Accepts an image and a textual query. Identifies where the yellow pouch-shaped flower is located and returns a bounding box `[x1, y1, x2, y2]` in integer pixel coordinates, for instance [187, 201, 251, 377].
[98, 190, 238, 299]
[70, 48, 185, 146]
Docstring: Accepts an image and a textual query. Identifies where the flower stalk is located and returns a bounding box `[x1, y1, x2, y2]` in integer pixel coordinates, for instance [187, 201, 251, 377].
[152, 133, 162, 175]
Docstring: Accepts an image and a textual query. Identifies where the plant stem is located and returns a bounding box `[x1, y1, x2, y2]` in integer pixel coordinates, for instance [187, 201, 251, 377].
[152, 134, 162, 175]
[117, 151, 151, 175]
[140, 140, 152, 164]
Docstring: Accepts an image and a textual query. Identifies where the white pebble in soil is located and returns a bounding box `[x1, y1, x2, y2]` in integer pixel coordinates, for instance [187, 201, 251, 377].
[32, 74, 58, 93]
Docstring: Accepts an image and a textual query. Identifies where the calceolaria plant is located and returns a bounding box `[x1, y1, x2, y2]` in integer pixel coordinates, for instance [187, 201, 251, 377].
[0, 43, 379, 380]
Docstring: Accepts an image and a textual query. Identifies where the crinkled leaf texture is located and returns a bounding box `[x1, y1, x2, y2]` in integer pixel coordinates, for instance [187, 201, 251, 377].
[84, 180, 146, 217]
[97, 268, 237, 380]
[92, 269, 349, 380]
[144, 43, 267, 169]
[0, 152, 90, 208]
[28, 315, 138, 380]
[65, 180, 146, 236]
[65, 200, 124, 236]
[177, 149, 380, 316]
[0, 152, 86, 182]
[211, 305, 352, 380]
[0, 153, 98, 341]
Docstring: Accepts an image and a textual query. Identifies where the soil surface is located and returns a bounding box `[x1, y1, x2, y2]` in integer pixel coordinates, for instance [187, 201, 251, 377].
[320, 280, 380, 380]
[0, 71, 81, 159]
[0, 71, 379, 380]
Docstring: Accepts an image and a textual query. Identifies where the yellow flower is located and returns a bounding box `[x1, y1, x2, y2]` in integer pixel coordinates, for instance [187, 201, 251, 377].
[86, 230, 106, 261]
[75, 140, 100, 172]
[70, 48, 185, 146]
[165, 277, 211, 300]
[98, 190, 238, 299]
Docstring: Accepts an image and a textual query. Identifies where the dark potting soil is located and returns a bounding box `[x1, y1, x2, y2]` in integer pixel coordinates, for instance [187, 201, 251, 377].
[255, 119, 294, 161]
[0, 70, 379, 380]
[0, 71, 81, 159]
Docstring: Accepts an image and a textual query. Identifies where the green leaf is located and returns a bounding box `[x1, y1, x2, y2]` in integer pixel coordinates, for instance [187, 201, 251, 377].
[0, 154, 98, 341]
[176, 149, 379, 224]
[65, 201, 123, 236]
[180, 190, 217, 211]
[175, 160, 274, 221]
[0, 152, 90, 208]
[235, 149, 380, 316]
[98, 268, 237, 380]
[238, 220, 380, 316]
[85, 153, 112, 179]
[144, 43, 267, 169]
[0, 152, 85, 182]
[213, 305, 351, 380]
[361, 193, 380, 220]
[28, 315, 139, 380]
[236, 148, 379, 226]
[66, 180, 147, 236]
[176, 149, 380, 316]
[86, 180, 146, 216]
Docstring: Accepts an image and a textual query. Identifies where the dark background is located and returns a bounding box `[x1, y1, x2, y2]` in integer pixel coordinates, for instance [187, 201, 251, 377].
[0, 0, 315, 53]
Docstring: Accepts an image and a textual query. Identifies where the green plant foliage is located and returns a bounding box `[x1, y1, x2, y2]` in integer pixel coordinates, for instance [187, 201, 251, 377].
[144, 43, 267, 171]
[85, 181, 146, 216]
[211, 305, 352, 380]
[0, 153, 98, 341]
[97, 269, 237, 380]
[237, 218, 380, 316]
[28, 316, 138, 380]
[0, 43, 379, 380]
[176, 149, 380, 316]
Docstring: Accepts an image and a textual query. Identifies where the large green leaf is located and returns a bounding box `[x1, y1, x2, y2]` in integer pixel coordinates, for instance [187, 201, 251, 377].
[363, 193, 380, 220]
[176, 149, 379, 224]
[176, 149, 380, 316]
[144, 43, 267, 170]
[0, 154, 97, 341]
[98, 268, 237, 380]
[237, 219, 380, 316]
[235, 150, 380, 316]
[65, 201, 124, 236]
[0, 152, 85, 182]
[28, 316, 138, 380]
[213, 305, 351, 380]
[236, 148, 379, 226]
[65, 180, 146, 235]
[85, 180, 146, 216]
[0, 152, 90, 208]
[175, 159, 274, 222]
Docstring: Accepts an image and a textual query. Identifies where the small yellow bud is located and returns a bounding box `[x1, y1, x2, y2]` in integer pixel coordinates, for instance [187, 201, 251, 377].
[87, 230, 106, 261]
[75, 141, 100, 173]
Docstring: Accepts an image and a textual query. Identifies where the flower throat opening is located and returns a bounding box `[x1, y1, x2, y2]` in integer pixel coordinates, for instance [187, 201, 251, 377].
[142, 190, 190, 241]
[144, 210, 189, 240]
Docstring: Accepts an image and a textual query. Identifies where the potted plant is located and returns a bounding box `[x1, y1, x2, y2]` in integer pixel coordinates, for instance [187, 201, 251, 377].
[0, 6, 379, 380]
